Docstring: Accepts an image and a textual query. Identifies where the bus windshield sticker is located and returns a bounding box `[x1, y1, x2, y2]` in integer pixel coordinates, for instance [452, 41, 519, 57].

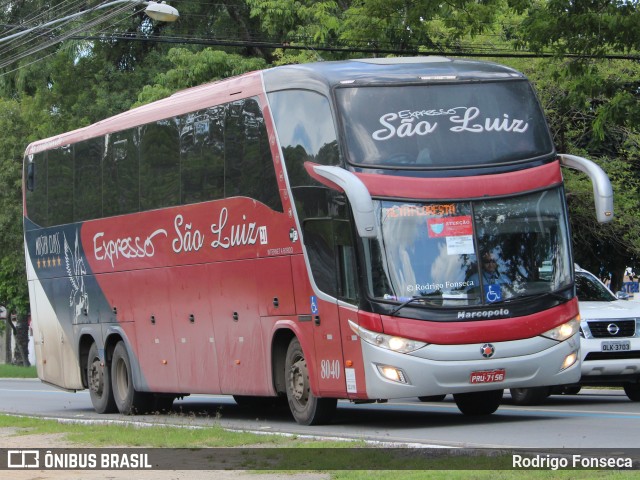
[427, 216, 472, 238]
[446, 235, 474, 255]
[387, 204, 456, 218]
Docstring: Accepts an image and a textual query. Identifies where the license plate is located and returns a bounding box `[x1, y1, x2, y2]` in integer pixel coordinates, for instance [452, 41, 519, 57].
[470, 369, 506, 384]
[601, 340, 631, 352]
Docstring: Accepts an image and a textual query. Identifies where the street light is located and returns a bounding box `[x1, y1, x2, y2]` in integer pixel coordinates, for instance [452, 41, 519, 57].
[144, 2, 180, 22]
[0, 1, 179, 44]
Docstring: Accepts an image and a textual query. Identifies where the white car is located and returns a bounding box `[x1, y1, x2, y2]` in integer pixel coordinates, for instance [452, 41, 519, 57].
[510, 267, 640, 405]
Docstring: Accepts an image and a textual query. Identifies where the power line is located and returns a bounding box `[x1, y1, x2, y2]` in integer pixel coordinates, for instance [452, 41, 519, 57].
[69, 32, 640, 61]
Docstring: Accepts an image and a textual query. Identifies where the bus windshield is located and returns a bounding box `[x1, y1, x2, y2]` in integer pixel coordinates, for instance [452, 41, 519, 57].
[336, 80, 554, 168]
[365, 187, 572, 308]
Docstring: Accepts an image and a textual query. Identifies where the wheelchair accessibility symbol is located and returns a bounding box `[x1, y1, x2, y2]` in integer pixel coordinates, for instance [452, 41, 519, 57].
[484, 284, 502, 303]
[310, 296, 319, 314]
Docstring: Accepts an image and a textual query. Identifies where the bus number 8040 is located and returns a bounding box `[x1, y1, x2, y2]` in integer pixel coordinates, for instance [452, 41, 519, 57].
[321, 359, 341, 380]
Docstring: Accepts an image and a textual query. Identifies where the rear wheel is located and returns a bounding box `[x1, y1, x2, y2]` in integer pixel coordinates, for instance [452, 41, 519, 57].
[453, 389, 503, 415]
[87, 343, 117, 414]
[623, 383, 640, 401]
[285, 337, 337, 425]
[111, 341, 152, 414]
[509, 387, 551, 406]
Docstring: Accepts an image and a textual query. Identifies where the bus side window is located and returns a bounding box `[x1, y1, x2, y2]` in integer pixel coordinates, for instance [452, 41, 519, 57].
[335, 219, 358, 303]
[224, 98, 282, 211]
[74, 138, 103, 222]
[25, 152, 48, 227]
[104, 129, 140, 217]
[180, 107, 225, 204]
[268, 90, 340, 190]
[48, 146, 74, 226]
[140, 119, 180, 211]
[303, 217, 338, 298]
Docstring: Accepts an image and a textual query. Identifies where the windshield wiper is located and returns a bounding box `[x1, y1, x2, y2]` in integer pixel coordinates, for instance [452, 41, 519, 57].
[388, 296, 425, 316]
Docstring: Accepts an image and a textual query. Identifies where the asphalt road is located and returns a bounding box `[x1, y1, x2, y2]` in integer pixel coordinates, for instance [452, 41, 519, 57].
[0, 378, 638, 450]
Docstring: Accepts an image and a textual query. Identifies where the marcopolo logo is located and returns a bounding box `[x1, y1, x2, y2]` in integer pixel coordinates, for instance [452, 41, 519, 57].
[457, 308, 510, 320]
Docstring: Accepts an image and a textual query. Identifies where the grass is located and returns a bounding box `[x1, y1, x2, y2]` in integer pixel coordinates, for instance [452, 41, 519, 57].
[0, 363, 37, 378]
[0, 414, 638, 478]
[0, 366, 632, 477]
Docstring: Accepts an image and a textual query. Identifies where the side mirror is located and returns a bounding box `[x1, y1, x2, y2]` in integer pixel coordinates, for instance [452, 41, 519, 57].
[559, 154, 614, 223]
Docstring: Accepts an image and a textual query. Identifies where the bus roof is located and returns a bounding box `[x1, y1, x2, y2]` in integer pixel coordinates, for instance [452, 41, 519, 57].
[262, 56, 524, 92]
[24, 56, 525, 156]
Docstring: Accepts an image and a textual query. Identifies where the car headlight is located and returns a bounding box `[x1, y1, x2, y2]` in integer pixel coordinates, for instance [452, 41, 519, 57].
[541, 317, 580, 342]
[348, 320, 427, 353]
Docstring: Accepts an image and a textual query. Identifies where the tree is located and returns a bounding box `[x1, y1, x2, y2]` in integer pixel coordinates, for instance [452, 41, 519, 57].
[508, 0, 640, 285]
[134, 48, 267, 105]
[0, 98, 30, 365]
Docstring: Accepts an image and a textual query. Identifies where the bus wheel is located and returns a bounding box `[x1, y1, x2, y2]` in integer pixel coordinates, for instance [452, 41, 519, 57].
[453, 389, 503, 415]
[111, 341, 152, 414]
[509, 387, 551, 406]
[623, 383, 640, 401]
[285, 337, 337, 425]
[87, 343, 117, 413]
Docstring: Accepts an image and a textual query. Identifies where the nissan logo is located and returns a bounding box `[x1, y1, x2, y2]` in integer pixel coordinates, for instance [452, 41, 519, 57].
[607, 323, 620, 336]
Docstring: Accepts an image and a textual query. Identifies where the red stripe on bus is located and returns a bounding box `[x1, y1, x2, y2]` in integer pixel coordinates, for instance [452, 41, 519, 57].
[355, 161, 563, 199]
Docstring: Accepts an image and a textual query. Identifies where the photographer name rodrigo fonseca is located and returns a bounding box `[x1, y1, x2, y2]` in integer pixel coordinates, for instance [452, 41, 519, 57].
[513, 453, 634, 470]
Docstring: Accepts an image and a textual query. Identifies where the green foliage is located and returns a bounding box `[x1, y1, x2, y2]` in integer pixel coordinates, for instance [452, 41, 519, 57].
[134, 48, 267, 105]
[517, 0, 640, 57]
[0, 99, 29, 315]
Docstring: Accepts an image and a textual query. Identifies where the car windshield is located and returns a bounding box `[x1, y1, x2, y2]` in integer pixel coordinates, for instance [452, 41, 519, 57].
[336, 80, 554, 168]
[364, 187, 572, 309]
[575, 272, 617, 302]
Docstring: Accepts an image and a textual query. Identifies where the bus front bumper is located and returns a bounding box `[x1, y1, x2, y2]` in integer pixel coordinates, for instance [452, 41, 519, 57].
[359, 333, 581, 398]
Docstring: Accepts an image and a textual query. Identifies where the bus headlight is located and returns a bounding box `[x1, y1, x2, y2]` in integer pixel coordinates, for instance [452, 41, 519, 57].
[541, 318, 579, 342]
[376, 364, 409, 383]
[561, 350, 579, 371]
[348, 320, 426, 353]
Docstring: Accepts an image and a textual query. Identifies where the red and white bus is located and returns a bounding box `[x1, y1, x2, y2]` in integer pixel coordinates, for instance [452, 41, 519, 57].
[23, 57, 613, 424]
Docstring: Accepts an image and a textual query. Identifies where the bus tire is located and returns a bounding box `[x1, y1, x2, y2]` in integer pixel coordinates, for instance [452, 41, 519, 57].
[111, 341, 152, 414]
[509, 387, 551, 406]
[87, 343, 117, 414]
[285, 337, 337, 425]
[453, 389, 503, 415]
[623, 383, 640, 401]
